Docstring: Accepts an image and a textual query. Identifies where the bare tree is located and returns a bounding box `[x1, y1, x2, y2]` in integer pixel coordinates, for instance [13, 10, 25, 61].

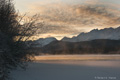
[0, 0, 42, 80]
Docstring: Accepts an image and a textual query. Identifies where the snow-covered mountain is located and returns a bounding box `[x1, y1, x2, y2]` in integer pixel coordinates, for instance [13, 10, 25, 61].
[31, 37, 57, 47]
[62, 26, 120, 42]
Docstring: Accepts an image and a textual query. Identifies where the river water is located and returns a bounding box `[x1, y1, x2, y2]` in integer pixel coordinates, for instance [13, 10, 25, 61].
[11, 55, 120, 80]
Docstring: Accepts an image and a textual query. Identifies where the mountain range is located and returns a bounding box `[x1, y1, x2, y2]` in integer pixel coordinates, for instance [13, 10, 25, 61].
[30, 26, 120, 47]
[61, 27, 120, 42]
[27, 26, 120, 54]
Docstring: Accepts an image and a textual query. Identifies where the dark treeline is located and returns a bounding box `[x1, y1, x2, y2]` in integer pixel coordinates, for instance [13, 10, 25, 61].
[0, 0, 40, 80]
[38, 39, 120, 54]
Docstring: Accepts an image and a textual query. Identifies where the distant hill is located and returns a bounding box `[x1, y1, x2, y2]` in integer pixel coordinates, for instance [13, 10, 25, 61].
[26, 37, 57, 47]
[62, 26, 120, 42]
[39, 39, 120, 54]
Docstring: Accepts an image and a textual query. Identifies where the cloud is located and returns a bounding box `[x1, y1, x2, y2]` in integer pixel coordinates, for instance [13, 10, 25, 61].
[25, 1, 120, 39]
[74, 4, 120, 26]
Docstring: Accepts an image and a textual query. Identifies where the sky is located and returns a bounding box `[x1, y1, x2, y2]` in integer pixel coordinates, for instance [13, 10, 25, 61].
[14, 0, 120, 40]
